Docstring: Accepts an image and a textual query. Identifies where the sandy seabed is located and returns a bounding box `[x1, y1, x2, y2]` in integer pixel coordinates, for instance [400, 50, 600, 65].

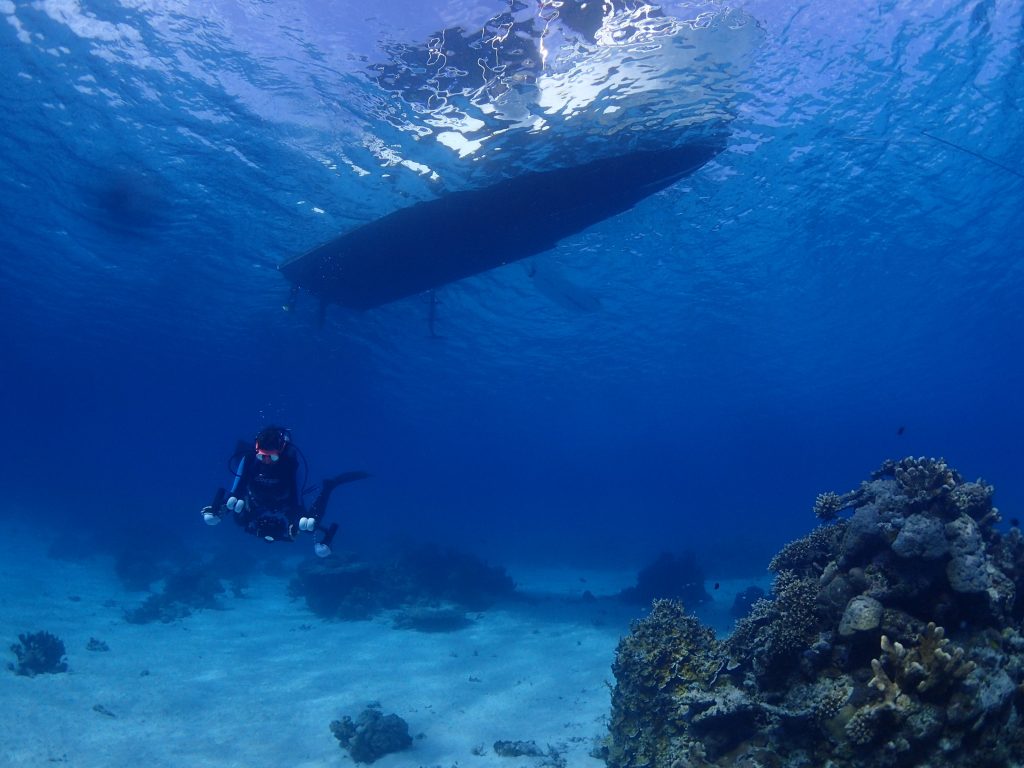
[0, 530, 758, 768]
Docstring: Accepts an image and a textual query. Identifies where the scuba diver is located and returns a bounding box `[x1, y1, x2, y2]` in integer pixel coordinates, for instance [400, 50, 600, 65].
[201, 426, 369, 557]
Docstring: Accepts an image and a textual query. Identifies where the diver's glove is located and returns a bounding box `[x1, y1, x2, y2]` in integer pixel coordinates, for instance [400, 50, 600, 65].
[298, 516, 317, 532]
[226, 496, 246, 516]
[201, 505, 221, 526]
[314, 542, 331, 558]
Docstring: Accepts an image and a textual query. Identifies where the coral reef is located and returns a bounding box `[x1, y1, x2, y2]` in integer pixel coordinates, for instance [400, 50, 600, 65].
[9, 631, 68, 676]
[605, 457, 1024, 768]
[330, 705, 413, 763]
[727, 569, 821, 685]
[618, 551, 711, 607]
[292, 556, 388, 620]
[124, 561, 233, 624]
[396, 544, 516, 610]
[607, 600, 723, 767]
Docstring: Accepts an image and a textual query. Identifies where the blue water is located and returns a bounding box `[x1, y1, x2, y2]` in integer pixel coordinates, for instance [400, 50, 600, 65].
[2, 0, 1022, 576]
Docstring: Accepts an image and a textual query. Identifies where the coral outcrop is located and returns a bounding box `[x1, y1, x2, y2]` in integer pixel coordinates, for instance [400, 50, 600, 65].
[124, 560, 233, 624]
[330, 705, 413, 763]
[9, 631, 68, 676]
[605, 457, 1024, 768]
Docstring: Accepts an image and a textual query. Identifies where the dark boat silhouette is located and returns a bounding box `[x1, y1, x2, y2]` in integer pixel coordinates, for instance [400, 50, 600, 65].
[279, 139, 725, 311]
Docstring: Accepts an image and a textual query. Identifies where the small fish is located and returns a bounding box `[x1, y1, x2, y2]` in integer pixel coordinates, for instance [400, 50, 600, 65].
[714, 582, 720, 590]
[896, 426, 905, 436]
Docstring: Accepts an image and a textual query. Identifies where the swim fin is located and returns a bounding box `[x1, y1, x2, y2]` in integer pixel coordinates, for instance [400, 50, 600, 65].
[322, 470, 371, 492]
[321, 522, 339, 549]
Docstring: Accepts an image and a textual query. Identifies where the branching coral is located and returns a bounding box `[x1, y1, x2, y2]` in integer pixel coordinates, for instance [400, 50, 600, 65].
[9, 631, 68, 676]
[876, 457, 962, 517]
[950, 480, 998, 527]
[873, 456, 957, 488]
[867, 652, 910, 709]
[768, 523, 848, 578]
[813, 679, 853, 722]
[814, 491, 850, 521]
[870, 623, 975, 702]
[727, 570, 821, 684]
[846, 623, 976, 752]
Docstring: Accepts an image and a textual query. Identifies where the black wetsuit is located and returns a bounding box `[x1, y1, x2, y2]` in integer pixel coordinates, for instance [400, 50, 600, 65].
[230, 447, 305, 542]
[225, 444, 361, 545]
